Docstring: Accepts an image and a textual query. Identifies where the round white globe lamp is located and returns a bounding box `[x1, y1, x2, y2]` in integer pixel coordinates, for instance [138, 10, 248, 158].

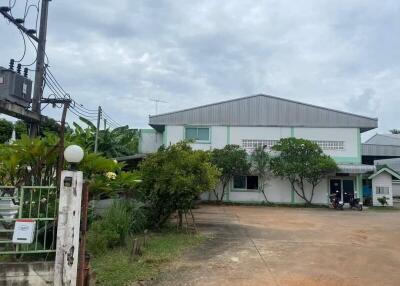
[64, 145, 84, 169]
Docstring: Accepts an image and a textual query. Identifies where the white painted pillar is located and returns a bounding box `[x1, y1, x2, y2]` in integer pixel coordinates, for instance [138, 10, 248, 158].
[54, 170, 83, 286]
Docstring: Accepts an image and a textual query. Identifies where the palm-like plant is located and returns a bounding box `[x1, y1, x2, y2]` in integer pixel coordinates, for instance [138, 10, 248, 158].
[67, 117, 139, 158]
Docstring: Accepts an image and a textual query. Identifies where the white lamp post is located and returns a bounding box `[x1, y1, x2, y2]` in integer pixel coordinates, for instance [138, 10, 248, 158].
[54, 145, 84, 286]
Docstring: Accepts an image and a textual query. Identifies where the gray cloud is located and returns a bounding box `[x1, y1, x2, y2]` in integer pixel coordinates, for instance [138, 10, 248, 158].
[0, 0, 399, 137]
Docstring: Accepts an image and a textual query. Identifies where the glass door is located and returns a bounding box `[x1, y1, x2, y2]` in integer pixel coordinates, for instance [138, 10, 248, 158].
[343, 179, 355, 203]
[330, 179, 342, 199]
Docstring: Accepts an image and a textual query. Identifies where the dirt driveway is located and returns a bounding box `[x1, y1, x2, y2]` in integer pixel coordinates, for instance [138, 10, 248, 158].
[151, 205, 400, 286]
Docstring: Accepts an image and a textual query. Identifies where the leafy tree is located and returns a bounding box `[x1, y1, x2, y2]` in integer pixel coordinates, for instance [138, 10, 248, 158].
[67, 117, 139, 158]
[270, 138, 338, 205]
[211, 145, 250, 202]
[0, 133, 59, 186]
[14, 120, 28, 139]
[0, 119, 13, 143]
[390, 129, 400, 134]
[251, 146, 271, 202]
[139, 142, 220, 228]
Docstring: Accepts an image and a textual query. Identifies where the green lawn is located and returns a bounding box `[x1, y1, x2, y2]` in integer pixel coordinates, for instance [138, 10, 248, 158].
[91, 231, 205, 286]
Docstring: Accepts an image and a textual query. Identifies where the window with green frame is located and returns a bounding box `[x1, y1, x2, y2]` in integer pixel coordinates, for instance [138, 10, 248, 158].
[185, 127, 210, 142]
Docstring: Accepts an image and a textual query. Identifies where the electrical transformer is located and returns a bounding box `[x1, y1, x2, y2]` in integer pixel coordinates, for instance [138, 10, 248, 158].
[0, 66, 32, 108]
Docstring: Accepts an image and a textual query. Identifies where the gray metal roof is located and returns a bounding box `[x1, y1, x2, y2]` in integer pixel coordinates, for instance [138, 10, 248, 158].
[362, 144, 400, 157]
[149, 94, 377, 132]
[364, 134, 400, 146]
[374, 158, 400, 173]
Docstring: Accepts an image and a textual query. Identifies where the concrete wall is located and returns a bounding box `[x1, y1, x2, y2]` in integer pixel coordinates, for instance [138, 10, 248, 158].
[294, 127, 359, 159]
[163, 125, 359, 162]
[202, 176, 329, 205]
[372, 172, 394, 206]
[150, 125, 361, 204]
[139, 130, 163, 154]
[0, 262, 54, 286]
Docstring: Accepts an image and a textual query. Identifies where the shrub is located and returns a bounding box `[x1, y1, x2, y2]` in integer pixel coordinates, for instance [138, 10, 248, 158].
[377, 196, 388, 206]
[87, 200, 149, 255]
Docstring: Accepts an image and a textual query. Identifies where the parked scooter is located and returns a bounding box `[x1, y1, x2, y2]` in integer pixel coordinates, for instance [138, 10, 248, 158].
[329, 191, 344, 210]
[348, 193, 363, 211]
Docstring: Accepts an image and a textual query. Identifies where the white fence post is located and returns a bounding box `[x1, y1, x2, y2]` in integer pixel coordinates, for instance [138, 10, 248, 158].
[54, 170, 83, 286]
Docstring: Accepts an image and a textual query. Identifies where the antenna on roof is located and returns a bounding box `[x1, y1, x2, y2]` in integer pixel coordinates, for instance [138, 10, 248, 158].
[150, 98, 167, 115]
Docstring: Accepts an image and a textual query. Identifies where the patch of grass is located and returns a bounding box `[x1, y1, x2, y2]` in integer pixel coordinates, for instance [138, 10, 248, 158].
[91, 231, 205, 286]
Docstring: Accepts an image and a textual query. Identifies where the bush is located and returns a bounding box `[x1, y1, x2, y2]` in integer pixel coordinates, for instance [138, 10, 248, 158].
[377, 196, 388, 206]
[87, 200, 149, 255]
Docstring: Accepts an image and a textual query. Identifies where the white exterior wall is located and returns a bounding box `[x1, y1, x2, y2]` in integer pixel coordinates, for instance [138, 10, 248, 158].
[294, 127, 358, 158]
[139, 131, 163, 154]
[164, 125, 227, 150]
[229, 127, 291, 145]
[158, 125, 361, 204]
[372, 172, 394, 206]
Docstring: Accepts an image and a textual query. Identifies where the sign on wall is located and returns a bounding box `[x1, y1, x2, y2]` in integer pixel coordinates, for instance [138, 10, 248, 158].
[12, 219, 36, 244]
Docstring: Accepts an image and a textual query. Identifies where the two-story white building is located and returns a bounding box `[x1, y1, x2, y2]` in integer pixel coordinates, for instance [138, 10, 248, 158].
[139, 94, 379, 205]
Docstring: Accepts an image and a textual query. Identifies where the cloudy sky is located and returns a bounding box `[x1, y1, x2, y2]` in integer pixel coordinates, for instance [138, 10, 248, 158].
[1, 0, 399, 139]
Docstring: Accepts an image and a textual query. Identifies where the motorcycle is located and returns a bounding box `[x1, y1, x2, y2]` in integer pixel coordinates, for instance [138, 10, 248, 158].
[348, 194, 363, 211]
[329, 191, 344, 210]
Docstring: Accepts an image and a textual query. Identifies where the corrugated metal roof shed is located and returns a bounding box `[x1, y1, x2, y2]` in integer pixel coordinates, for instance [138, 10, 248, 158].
[362, 144, 400, 157]
[364, 134, 400, 146]
[149, 94, 377, 132]
[374, 158, 400, 173]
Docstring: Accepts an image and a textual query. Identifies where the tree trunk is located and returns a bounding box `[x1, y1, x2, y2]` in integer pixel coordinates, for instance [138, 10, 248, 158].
[217, 183, 226, 204]
[260, 185, 269, 203]
[178, 210, 183, 229]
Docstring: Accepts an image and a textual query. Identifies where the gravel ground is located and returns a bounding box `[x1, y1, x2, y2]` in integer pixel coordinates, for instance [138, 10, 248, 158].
[148, 205, 400, 286]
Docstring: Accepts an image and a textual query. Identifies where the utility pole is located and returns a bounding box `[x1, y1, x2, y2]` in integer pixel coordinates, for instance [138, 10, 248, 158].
[30, 0, 51, 137]
[103, 118, 107, 130]
[94, 106, 102, 153]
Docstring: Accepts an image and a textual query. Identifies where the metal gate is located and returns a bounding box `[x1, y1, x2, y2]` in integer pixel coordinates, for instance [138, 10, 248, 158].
[0, 186, 58, 255]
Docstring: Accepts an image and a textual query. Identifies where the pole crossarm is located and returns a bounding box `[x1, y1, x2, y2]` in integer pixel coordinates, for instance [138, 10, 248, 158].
[41, 98, 72, 104]
[0, 10, 39, 42]
[0, 101, 41, 122]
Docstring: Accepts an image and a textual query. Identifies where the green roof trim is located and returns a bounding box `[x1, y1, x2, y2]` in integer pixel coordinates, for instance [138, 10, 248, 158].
[368, 166, 400, 180]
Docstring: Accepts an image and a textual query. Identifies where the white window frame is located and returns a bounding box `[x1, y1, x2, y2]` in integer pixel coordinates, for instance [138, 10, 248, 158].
[376, 186, 390, 195]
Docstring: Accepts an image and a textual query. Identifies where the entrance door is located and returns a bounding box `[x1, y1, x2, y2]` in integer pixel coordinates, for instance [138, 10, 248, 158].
[343, 179, 355, 203]
[330, 179, 342, 199]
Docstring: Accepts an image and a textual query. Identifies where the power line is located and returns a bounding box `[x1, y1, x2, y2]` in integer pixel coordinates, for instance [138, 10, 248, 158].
[14, 29, 26, 62]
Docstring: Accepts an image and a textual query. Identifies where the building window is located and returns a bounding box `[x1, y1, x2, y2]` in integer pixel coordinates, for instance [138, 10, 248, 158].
[313, 140, 344, 150]
[242, 139, 344, 152]
[242, 139, 278, 152]
[376, 186, 390, 195]
[233, 175, 259, 190]
[185, 127, 210, 142]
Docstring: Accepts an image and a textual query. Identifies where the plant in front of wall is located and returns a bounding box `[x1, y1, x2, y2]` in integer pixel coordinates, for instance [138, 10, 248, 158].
[251, 146, 272, 203]
[270, 138, 338, 205]
[139, 141, 220, 229]
[377, 196, 388, 206]
[211, 145, 251, 203]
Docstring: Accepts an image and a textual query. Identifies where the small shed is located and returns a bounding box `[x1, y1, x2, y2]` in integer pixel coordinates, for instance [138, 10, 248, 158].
[368, 166, 400, 206]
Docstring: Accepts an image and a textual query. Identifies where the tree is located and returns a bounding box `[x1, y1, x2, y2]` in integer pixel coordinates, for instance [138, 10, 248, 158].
[0, 119, 13, 143]
[67, 117, 139, 158]
[251, 146, 271, 202]
[270, 138, 338, 205]
[14, 120, 28, 139]
[139, 142, 220, 228]
[390, 129, 400, 134]
[211, 145, 250, 202]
